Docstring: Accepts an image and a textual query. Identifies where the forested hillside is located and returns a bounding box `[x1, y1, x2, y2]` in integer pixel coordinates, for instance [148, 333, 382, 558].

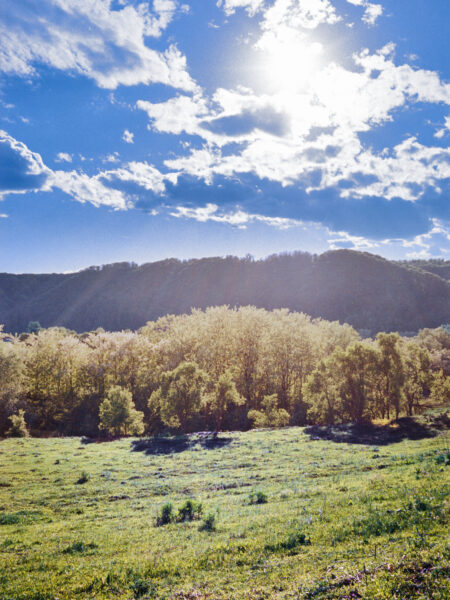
[1, 250, 449, 334]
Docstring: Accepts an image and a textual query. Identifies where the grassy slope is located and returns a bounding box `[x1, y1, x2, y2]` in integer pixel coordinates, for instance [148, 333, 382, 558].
[0, 427, 448, 600]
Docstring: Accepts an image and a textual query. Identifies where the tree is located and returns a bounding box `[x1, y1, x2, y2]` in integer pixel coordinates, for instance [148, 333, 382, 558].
[248, 394, 290, 428]
[207, 370, 243, 432]
[304, 359, 340, 424]
[430, 371, 450, 405]
[149, 362, 207, 432]
[376, 333, 405, 419]
[7, 409, 29, 437]
[0, 341, 24, 435]
[99, 386, 144, 436]
[402, 342, 432, 415]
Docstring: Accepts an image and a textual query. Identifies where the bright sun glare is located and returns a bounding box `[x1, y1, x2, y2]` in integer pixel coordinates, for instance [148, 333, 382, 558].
[259, 35, 324, 92]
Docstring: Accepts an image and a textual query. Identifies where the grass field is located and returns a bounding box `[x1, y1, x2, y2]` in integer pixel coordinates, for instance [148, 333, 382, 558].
[0, 425, 449, 600]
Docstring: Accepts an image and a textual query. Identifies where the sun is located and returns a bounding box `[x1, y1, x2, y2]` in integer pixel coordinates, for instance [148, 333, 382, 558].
[257, 33, 323, 93]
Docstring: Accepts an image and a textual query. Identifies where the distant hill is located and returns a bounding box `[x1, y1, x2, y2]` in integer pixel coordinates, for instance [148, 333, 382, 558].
[1, 250, 449, 334]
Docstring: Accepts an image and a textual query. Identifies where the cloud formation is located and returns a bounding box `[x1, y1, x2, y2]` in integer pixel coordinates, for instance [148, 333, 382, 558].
[0, 130, 51, 196]
[0, 0, 196, 90]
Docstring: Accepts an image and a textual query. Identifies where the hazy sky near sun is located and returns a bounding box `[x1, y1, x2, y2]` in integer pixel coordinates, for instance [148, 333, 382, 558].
[0, 0, 449, 272]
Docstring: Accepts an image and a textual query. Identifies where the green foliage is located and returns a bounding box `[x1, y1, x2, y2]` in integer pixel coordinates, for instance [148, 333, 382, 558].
[76, 471, 90, 484]
[177, 499, 203, 522]
[207, 370, 243, 432]
[430, 370, 450, 404]
[149, 362, 207, 431]
[6, 409, 29, 437]
[248, 394, 290, 428]
[266, 530, 311, 554]
[0, 304, 448, 437]
[249, 491, 268, 504]
[199, 512, 217, 532]
[155, 503, 174, 527]
[62, 541, 97, 554]
[99, 386, 145, 437]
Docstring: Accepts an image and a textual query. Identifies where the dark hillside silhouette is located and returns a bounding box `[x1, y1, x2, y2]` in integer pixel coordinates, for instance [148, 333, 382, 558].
[1, 250, 448, 333]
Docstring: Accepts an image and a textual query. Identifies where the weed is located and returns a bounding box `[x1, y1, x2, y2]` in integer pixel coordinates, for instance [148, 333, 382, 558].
[200, 512, 217, 532]
[249, 491, 268, 504]
[266, 530, 311, 554]
[177, 499, 203, 522]
[155, 502, 174, 526]
[436, 452, 450, 465]
[130, 576, 157, 598]
[62, 540, 98, 554]
[76, 471, 90, 484]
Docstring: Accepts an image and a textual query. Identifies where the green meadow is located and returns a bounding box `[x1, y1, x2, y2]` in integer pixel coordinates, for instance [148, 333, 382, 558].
[0, 426, 448, 600]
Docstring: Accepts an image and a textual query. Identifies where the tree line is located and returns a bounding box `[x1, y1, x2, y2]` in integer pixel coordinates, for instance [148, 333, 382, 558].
[1, 306, 448, 437]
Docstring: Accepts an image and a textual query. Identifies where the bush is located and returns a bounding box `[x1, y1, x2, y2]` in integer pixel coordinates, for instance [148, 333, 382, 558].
[177, 499, 203, 522]
[62, 541, 97, 554]
[436, 452, 450, 466]
[249, 491, 268, 504]
[6, 410, 29, 438]
[76, 471, 90, 485]
[130, 576, 157, 598]
[99, 386, 145, 437]
[156, 502, 174, 526]
[200, 512, 217, 532]
[266, 530, 311, 554]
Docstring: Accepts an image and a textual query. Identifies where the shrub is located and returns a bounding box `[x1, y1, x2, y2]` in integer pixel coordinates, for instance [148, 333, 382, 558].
[62, 541, 97, 554]
[155, 503, 174, 527]
[177, 499, 203, 522]
[76, 471, 90, 485]
[0, 513, 21, 525]
[99, 386, 145, 437]
[6, 410, 29, 438]
[249, 491, 268, 504]
[436, 452, 450, 466]
[266, 530, 311, 554]
[248, 394, 290, 429]
[200, 512, 217, 532]
[130, 576, 157, 598]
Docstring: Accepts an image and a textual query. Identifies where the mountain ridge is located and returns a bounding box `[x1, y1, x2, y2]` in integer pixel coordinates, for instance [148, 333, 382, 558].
[1, 250, 449, 334]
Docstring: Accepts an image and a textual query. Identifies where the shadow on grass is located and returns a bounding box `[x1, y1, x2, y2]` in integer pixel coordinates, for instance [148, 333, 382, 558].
[305, 413, 449, 446]
[131, 432, 233, 455]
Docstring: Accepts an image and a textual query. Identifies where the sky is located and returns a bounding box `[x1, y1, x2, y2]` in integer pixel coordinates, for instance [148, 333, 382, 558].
[0, 0, 449, 273]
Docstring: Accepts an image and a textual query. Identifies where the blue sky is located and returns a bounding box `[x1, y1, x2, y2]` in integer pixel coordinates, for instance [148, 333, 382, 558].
[0, 0, 449, 273]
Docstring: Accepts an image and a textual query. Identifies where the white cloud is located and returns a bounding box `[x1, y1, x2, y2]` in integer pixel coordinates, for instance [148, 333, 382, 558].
[103, 152, 120, 163]
[141, 42, 450, 202]
[55, 152, 73, 163]
[122, 129, 134, 144]
[137, 93, 209, 135]
[0, 130, 167, 210]
[51, 170, 130, 209]
[0, 0, 196, 91]
[0, 213, 8, 218]
[346, 0, 383, 25]
[434, 115, 450, 139]
[100, 161, 166, 194]
[0, 130, 51, 197]
[217, 0, 265, 16]
[170, 202, 303, 229]
[261, 0, 341, 32]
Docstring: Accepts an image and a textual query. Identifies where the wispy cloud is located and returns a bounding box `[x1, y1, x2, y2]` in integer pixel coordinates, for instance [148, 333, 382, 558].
[0, 0, 197, 90]
[55, 152, 73, 163]
[122, 129, 134, 144]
